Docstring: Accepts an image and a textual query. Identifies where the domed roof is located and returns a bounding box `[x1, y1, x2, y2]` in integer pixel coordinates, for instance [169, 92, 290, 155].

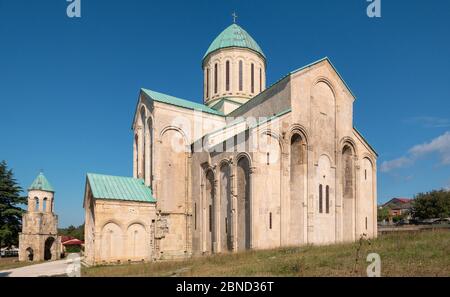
[203, 24, 265, 61]
[29, 172, 54, 192]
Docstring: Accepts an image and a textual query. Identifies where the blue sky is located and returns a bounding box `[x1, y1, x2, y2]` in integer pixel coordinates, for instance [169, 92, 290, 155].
[1, 0, 449, 227]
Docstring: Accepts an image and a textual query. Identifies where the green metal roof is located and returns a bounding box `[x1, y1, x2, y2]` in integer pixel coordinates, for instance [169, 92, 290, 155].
[203, 24, 265, 61]
[87, 173, 156, 203]
[29, 172, 54, 192]
[141, 88, 224, 117]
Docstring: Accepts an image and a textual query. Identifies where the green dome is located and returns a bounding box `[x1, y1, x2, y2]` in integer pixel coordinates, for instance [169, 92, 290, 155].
[203, 24, 265, 60]
[29, 172, 54, 192]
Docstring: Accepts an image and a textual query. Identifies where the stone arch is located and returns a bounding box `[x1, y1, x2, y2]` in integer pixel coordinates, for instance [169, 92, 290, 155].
[289, 124, 310, 146]
[126, 223, 147, 261]
[342, 143, 356, 242]
[219, 161, 232, 252]
[34, 197, 39, 212]
[26, 247, 34, 261]
[100, 222, 124, 262]
[204, 169, 216, 253]
[43, 197, 48, 213]
[236, 155, 251, 251]
[290, 132, 308, 245]
[160, 128, 188, 213]
[44, 237, 55, 261]
[311, 79, 336, 159]
[315, 154, 336, 244]
[361, 157, 375, 237]
[138, 107, 146, 180]
[145, 117, 154, 186]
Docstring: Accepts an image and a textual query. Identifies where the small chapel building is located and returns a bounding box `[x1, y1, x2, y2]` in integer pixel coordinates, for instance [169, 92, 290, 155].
[83, 22, 378, 265]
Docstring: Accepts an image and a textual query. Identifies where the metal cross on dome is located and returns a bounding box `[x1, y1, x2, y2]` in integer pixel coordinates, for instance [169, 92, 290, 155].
[232, 12, 238, 23]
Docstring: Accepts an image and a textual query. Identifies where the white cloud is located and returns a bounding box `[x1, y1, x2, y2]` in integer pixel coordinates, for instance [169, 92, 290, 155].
[381, 131, 450, 172]
[409, 132, 450, 165]
[380, 157, 412, 172]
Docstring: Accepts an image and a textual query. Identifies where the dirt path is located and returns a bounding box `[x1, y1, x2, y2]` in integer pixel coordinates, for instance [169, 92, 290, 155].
[0, 254, 81, 277]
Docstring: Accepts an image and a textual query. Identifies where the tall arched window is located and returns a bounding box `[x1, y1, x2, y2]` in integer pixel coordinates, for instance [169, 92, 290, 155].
[237, 157, 251, 251]
[43, 198, 47, 213]
[326, 185, 330, 214]
[319, 184, 323, 214]
[206, 68, 210, 98]
[214, 63, 218, 94]
[226, 61, 230, 91]
[239, 60, 243, 91]
[34, 197, 39, 212]
[251, 63, 254, 93]
[260, 68, 262, 92]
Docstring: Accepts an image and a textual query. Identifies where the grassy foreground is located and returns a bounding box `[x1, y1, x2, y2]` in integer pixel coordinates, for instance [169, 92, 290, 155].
[0, 257, 42, 271]
[82, 229, 450, 277]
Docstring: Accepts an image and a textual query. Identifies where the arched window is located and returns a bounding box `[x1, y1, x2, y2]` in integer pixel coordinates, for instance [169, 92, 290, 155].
[43, 198, 47, 213]
[206, 68, 210, 98]
[319, 184, 323, 214]
[260, 68, 262, 92]
[226, 61, 230, 91]
[237, 157, 251, 250]
[251, 63, 254, 93]
[214, 63, 218, 94]
[326, 185, 330, 214]
[239, 60, 243, 91]
[34, 197, 39, 212]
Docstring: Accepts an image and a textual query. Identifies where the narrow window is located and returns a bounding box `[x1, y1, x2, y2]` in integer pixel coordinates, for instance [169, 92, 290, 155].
[194, 203, 197, 230]
[226, 61, 230, 91]
[326, 185, 330, 214]
[365, 169, 367, 180]
[209, 205, 212, 232]
[365, 217, 368, 230]
[260, 68, 262, 92]
[269, 212, 272, 229]
[266, 152, 270, 165]
[206, 68, 210, 98]
[43, 198, 47, 213]
[239, 60, 243, 91]
[34, 197, 39, 212]
[319, 184, 323, 213]
[251, 63, 254, 93]
[214, 64, 218, 94]
[225, 217, 228, 234]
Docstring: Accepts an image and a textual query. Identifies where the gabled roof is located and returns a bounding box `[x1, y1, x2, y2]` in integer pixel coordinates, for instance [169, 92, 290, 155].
[140, 88, 224, 117]
[229, 57, 356, 117]
[86, 173, 156, 203]
[29, 172, 54, 192]
[203, 24, 265, 61]
[289, 57, 356, 100]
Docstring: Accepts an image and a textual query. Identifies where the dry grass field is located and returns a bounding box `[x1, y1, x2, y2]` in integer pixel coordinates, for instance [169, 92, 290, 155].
[82, 229, 450, 277]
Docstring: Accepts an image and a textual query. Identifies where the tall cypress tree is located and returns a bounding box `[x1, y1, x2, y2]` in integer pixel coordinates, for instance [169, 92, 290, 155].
[0, 160, 27, 247]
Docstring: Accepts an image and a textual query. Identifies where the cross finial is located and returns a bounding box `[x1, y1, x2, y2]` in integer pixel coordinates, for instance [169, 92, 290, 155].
[232, 12, 238, 23]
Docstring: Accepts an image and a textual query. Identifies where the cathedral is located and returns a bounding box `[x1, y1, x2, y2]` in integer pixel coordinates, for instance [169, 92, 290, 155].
[83, 22, 378, 265]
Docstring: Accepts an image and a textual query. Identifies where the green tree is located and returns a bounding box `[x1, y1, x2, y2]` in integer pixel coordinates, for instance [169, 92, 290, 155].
[377, 206, 389, 222]
[59, 223, 84, 241]
[412, 189, 450, 220]
[0, 160, 27, 247]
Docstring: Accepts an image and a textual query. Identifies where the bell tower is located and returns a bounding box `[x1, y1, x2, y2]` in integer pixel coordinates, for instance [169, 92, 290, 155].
[19, 172, 61, 262]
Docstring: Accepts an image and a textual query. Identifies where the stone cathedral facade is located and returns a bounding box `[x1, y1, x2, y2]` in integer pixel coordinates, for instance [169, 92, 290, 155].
[83, 23, 377, 265]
